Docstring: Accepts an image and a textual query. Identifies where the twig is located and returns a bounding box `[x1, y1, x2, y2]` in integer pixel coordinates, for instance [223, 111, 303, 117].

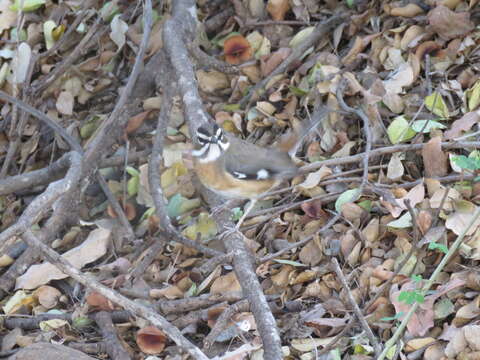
[332, 258, 381, 356]
[94, 311, 131, 360]
[259, 213, 341, 263]
[0, 150, 150, 196]
[21, 229, 209, 360]
[377, 206, 480, 359]
[0, 91, 82, 153]
[300, 141, 480, 173]
[163, 1, 283, 358]
[203, 299, 250, 349]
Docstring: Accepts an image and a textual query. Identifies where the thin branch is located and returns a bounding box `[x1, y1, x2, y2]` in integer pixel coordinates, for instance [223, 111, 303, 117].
[332, 258, 381, 356]
[22, 229, 210, 360]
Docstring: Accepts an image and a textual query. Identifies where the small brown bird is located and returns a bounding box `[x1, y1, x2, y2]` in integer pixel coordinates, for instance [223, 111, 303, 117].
[192, 123, 301, 228]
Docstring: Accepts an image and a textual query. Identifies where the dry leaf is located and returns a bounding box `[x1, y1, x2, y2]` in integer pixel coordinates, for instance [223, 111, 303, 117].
[210, 271, 242, 294]
[428, 5, 474, 40]
[422, 136, 448, 177]
[16, 228, 111, 289]
[224, 35, 252, 65]
[445, 111, 480, 140]
[136, 326, 167, 355]
[266, 0, 290, 20]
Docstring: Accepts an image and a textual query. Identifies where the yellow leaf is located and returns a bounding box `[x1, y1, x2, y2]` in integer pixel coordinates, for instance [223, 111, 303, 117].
[425, 92, 449, 118]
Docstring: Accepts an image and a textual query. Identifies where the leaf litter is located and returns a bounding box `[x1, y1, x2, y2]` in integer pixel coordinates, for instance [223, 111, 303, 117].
[0, 0, 480, 359]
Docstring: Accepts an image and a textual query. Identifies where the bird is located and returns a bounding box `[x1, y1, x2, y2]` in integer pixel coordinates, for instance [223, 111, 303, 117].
[192, 123, 303, 229]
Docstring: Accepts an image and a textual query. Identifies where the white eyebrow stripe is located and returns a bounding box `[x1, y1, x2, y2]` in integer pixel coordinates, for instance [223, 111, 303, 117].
[256, 169, 269, 179]
[197, 133, 211, 141]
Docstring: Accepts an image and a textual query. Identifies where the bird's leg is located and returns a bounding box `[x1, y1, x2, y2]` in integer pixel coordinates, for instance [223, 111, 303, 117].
[235, 198, 257, 230]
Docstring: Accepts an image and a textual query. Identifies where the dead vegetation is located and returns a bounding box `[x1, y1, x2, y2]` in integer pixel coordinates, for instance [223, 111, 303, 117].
[0, 0, 480, 359]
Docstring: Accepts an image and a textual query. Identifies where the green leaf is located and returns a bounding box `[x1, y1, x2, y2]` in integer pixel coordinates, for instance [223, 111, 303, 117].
[186, 283, 197, 297]
[453, 155, 480, 171]
[223, 103, 241, 111]
[425, 92, 449, 118]
[125, 166, 140, 177]
[127, 176, 139, 196]
[346, 0, 355, 7]
[466, 80, 480, 111]
[10, 0, 46, 11]
[381, 312, 404, 322]
[335, 188, 360, 212]
[387, 116, 416, 144]
[167, 194, 201, 218]
[428, 242, 448, 254]
[399, 290, 418, 305]
[411, 274, 423, 283]
[411, 119, 446, 133]
[231, 207, 243, 221]
[387, 212, 412, 228]
[288, 85, 308, 96]
[273, 259, 307, 267]
[100, 1, 120, 22]
[358, 200, 372, 212]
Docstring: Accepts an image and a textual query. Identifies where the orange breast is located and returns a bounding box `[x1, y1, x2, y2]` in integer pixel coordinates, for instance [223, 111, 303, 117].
[193, 159, 277, 199]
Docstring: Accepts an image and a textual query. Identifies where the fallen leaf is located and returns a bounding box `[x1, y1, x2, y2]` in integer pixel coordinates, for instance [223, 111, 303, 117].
[266, 0, 290, 20]
[56, 90, 74, 115]
[387, 116, 416, 144]
[110, 14, 128, 49]
[224, 35, 252, 65]
[0, 0, 17, 32]
[422, 136, 448, 177]
[210, 272, 242, 294]
[428, 5, 474, 40]
[16, 228, 111, 289]
[136, 326, 167, 355]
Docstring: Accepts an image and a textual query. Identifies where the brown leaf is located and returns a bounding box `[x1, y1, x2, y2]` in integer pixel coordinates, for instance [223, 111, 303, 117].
[260, 47, 291, 76]
[210, 271, 242, 294]
[422, 136, 448, 177]
[266, 0, 290, 20]
[125, 110, 151, 135]
[34, 285, 61, 309]
[136, 326, 166, 355]
[86, 291, 116, 311]
[301, 200, 326, 219]
[417, 210, 432, 235]
[224, 35, 252, 65]
[445, 111, 480, 140]
[428, 5, 474, 40]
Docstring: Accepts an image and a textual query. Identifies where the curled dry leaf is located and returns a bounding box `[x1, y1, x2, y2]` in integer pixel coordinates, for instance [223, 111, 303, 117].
[428, 5, 474, 40]
[136, 326, 167, 355]
[86, 291, 116, 311]
[224, 35, 253, 65]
